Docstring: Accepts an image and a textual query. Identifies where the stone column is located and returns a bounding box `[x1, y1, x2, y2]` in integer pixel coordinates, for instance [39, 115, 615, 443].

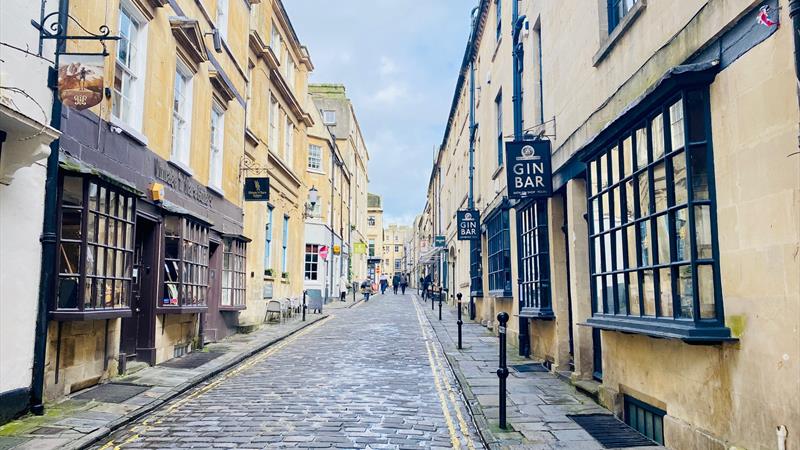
[566, 179, 594, 380]
[547, 192, 572, 371]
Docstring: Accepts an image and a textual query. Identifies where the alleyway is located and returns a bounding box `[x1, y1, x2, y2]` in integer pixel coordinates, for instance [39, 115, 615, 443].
[92, 295, 482, 449]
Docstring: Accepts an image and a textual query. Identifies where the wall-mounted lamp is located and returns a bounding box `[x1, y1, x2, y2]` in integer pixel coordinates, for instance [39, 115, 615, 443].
[303, 186, 319, 219]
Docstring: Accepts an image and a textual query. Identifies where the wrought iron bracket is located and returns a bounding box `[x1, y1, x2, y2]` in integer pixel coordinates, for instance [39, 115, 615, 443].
[32, 12, 119, 57]
[239, 156, 269, 180]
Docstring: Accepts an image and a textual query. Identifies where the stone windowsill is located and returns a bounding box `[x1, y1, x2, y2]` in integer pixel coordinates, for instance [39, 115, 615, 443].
[168, 159, 194, 177]
[109, 116, 148, 147]
[593, 0, 647, 67]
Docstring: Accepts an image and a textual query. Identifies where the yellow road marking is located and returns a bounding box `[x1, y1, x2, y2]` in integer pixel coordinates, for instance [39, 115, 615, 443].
[97, 316, 332, 449]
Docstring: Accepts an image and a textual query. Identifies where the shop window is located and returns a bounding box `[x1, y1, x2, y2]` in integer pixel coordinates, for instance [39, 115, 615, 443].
[518, 199, 552, 317]
[470, 239, 483, 296]
[624, 395, 665, 445]
[305, 244, 320, 281]
[221, 238, 246, 307]
[163, 216, 208, 308]
[54, 175, 136, 318]
[586, 88, 728, 341]
[487, 208, 511, 296]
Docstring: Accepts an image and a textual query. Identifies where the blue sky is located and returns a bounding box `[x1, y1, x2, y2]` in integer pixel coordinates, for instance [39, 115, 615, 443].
[284, 1, 475, 226]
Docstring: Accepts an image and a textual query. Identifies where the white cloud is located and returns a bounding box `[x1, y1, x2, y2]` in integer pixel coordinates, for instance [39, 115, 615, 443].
[378, 56, 397, 76]
[372, 83, 407, 105]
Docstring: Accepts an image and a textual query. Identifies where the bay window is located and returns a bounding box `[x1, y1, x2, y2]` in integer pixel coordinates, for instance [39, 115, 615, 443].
[221, 238, 246, 308]
[585, 87, 729, 342]
[163, 216, 208, 310]
[486, 208, 511, 296]
[54, 175, 136, 319]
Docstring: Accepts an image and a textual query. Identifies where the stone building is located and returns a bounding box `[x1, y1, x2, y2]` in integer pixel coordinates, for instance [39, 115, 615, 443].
[382, 224, 412, 278]
[421, 0, 799, 448]
[0, 0, 60, 421]
[366, 193, 383, 281]
[309, 84, 370, 282]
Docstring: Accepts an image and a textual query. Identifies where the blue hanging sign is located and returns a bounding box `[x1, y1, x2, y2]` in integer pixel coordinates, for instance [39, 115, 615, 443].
[457, 210, 481, 241]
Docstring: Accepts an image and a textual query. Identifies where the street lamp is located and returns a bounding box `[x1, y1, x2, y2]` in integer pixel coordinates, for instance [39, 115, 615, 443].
[304, 186, 319, 218]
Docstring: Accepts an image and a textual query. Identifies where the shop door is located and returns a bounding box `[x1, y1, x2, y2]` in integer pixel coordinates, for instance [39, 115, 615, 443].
[121, 216, 157, 364]
[203, 241, 223, 343]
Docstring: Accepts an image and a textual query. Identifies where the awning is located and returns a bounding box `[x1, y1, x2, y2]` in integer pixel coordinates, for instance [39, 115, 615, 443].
[419, 247, 445, 265]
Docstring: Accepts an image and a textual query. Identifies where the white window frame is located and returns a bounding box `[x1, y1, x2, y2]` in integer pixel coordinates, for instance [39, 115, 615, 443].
[216, 0, 228, 42]
[269, 97, 279, 152]
[308, 144, 322, 171]
[171, 60, 193, 166]
[285, 117, 294, 163]
[270, 22, 281, 54]
[113, 1, 148, 131]
[322, 110, 336, 125]
[209, 103, 224, 189]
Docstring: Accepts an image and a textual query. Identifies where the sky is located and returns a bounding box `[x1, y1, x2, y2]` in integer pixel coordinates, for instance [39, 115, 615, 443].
[283, 1, 475, 226]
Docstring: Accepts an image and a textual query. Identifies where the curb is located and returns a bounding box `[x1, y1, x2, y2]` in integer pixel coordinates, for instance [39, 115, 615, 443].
[69, 315, 329, 450]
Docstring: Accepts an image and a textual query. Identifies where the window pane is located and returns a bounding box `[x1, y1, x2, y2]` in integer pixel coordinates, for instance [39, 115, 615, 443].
[59, 242, 81, 274]
[656, 214, 670, 264]
[642, 270, 655, 316]
[58, 277, 80, 309]
[589, 161, 597, 196]
[62, 177, 83, 206]
[672, 152, 687, 205]
[165, 237, 180, 259]
[698, 264, 716, 318]
[651, 114, 665, 160]
[675, 208, 690, 262]
[653, 161, 667, 211]
[61, 209, 82, 240]
[638, 173, 650, 216]
[600, 153, 609, 190]
[639, 222, 650, 266]
[669, 100, 685, 151]
[616, 273, 627, 314]
[676, 265, 693, 319]
[690, 144, 710, 200]
[87, 212, 96, 242]
[635, 127, 648, 169]
[622, 136, 633, 177]
[658, 268, 672, 318]
[695, 205, 713, 259]
[610, 145, 620, 185]
[686, 90, 706, 143]
[628, 270, 640, 316]
[625, 179, 635, 222]
[625, 224, 637, 269]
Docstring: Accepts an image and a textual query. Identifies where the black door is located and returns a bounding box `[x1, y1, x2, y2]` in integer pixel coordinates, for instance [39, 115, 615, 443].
[120, 216, 157, 364]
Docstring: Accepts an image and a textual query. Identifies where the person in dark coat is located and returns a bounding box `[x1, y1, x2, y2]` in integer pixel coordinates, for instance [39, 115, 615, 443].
[392, 274, 400, 294]
[400, 274, 408, 295]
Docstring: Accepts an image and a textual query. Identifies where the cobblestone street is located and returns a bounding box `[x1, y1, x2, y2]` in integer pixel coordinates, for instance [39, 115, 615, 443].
[92, 294, 482, 449]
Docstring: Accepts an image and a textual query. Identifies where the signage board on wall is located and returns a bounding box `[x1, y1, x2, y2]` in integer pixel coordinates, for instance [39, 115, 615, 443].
[434, 235, 446, 248]
[244, 177, 270, 201]
[457, 210, 481, 240]
[332, 244, 341, 255]
[58, 55, 104, 110]
[262, 282, 274, 299]
[505, 140, 552, 199]
[353, 242, 367, 254]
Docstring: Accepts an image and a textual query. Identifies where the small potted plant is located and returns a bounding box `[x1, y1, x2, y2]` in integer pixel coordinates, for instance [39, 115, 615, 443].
[264, 268, 274, 277]
[281, 271, 289, 279]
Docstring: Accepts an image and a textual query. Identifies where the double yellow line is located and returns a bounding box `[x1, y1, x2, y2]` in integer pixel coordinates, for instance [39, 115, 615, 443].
[413, 299, 477, 450]
[98, 316, 332, 450]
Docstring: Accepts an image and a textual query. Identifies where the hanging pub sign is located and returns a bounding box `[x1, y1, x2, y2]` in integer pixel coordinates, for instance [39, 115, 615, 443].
[434, 235, 446, 248]
[353, 242, 367, 254]
[505, 140, 552, 199]
[457, 210, 480, 241]
[58, 55, 104, 110]
[243, 177, 270, 201]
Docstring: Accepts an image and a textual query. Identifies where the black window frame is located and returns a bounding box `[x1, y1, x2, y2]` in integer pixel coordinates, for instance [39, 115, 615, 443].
[221, 237, 247, 309]
[486, 208, 512, 297]
[608, 0, 638, 32]
[470, 239, 483, 296]
[304, 243, 320, 281]
[495, 91, 503, 167]
[161, 216, 209, 312]
[624, 395, 665, 445]
[517, 199, 552, 318]
[495, 0, 502, 41]
[52, 173, 137, 320]
[585, 86, 731, 343]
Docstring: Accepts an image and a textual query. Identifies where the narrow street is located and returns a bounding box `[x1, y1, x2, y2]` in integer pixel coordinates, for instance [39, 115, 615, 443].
[93, 295, 482, 449]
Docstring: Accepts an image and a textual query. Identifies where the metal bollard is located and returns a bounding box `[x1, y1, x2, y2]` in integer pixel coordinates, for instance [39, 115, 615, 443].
[497, 312, 509, 430]
[438, 294, 443, 320]
[457, 293, 463, 350]
[302, 290, 307, 322]
[431, 291, 435, 311]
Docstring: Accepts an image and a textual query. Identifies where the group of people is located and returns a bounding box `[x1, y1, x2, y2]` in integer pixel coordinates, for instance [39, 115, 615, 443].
[358, 272, 410, 302]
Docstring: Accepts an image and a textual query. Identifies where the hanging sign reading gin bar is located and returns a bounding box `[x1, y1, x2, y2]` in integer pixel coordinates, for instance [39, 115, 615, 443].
[505, 140, 552, 199]
[457, 210, 480, 241]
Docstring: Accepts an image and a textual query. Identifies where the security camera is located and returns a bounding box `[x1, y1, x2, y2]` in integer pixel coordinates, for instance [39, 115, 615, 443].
[110, 125, 123, 135]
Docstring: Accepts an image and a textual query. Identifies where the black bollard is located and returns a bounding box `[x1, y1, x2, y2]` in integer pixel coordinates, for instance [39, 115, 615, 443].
[302, 290, 307, 322]
[431, 290, 435, 311]
[438, 294, 443, 320]
[496, 312, 509, 430]
[457, 293, 463, 350]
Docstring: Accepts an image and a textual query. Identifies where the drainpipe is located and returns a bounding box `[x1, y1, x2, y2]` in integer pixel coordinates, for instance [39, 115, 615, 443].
[790, 0, 800, 146]
[468, 6, 479, 321]
[511, 0, 531, 358]
[31, 0, 70, 415]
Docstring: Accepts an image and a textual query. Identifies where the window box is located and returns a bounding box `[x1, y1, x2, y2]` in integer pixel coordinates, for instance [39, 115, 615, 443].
[162, 216, 209, 310]
[582, 71, 731, 343]
[281, 271, 289, 279]
[52, 174, 137, 317]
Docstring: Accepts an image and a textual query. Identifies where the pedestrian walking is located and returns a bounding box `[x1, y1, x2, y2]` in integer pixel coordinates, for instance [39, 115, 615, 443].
[339, 275, 348, 302]
[422, 273, 432, 300]
[392, 274, 400, 295]
[400, 273, 408, 295]
[379, 273, 389, 295]
[360, 279, 372, 302]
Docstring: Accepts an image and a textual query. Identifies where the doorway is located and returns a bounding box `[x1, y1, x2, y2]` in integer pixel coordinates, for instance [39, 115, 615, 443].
[203, 240, 223, 343]
[120, 215, 158, 365]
